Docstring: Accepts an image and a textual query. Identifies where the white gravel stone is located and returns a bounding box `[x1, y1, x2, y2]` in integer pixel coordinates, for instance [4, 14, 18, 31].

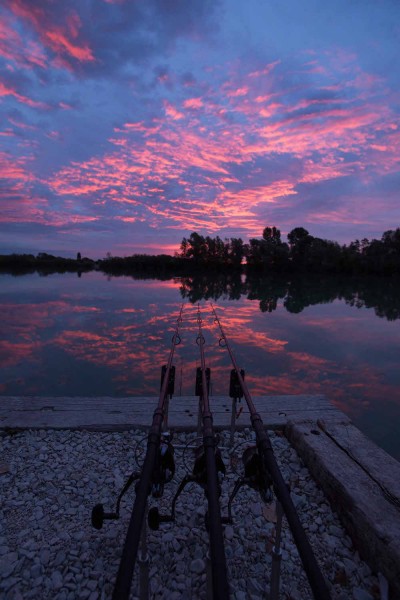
[190, 558, 205, 574]
[353, 588, 374, 600]
[0, 428, 381, 599]
[0, 553, 18, 578]
[51, 570, 63, 590]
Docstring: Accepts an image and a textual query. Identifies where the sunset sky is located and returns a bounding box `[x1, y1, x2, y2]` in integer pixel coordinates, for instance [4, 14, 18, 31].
[1, 0, 399, 257]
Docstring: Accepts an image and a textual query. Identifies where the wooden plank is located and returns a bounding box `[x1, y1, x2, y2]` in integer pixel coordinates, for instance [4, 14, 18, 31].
[286, 421, 400, 599]
[0, 394, 338, 411]
[0, 394, 335, 413]
[316, 422, 400, 499]
[0, 395, 346, 430]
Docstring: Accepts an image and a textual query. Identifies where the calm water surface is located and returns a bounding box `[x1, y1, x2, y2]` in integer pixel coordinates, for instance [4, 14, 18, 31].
[1, 271, 399, 459]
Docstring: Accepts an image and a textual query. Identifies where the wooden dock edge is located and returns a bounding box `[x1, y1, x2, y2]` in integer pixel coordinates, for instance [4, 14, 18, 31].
[0, 394, 344, 431]
[286, 420, 400, 600]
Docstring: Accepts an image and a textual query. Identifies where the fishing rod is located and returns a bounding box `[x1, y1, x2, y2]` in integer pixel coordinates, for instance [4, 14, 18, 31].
[148, 306, 229, 600]
[147, 305, 230, 599]
[92, 305, 184, 600]
[210, 304, 331, 600]
[196, 304, 230, 599]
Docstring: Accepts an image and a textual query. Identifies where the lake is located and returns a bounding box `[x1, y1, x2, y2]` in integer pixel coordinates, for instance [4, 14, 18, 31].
[1, 271, 399, 460]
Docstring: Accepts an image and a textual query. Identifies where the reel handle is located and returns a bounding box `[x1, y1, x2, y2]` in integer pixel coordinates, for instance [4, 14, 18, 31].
[91, 504, 119, 530]
[148, 507, 174, 530]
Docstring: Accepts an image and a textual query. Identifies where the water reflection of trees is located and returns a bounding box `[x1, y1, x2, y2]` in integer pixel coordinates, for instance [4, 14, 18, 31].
[179, 273, 400, 321]
[245, 273, 288, 313]
[179, 272, 243, 303]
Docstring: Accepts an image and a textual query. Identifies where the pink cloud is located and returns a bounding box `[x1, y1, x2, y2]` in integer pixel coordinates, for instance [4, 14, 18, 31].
[0, 15, 47, 69]
[0, 80, 48, 108]
[7, 1, 95, 65]
[226, 86, 249, 98]
[8, 117, 37, 131]
[11, 49, 395, 240]
[164, 101, 184, 120]
[183, 97, 203, 109]
[0, 150, 32, 186]
[248, 61, 281, 78]
[0, 151, 102, 227]
[45, 29, 94, 62]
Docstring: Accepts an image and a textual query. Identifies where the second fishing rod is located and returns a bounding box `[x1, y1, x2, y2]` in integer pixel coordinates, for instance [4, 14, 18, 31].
[196, 304, 230, 599]
[111, 304, 184, 600]
[211, 303, 331, 600]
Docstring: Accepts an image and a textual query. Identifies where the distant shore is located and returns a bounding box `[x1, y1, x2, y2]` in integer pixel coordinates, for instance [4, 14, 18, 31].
[1, 249, 400, 277]
[2, 226, 400, 276]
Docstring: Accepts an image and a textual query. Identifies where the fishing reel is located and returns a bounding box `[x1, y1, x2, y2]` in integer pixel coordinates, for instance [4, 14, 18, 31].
[151, 432, 175, 498]
[91, 432, 175, 530]
[148, 440, 226, 531]
[242, 446, 273, 501]
[222, 445, 273, 524]
[191, 443, 226, 492]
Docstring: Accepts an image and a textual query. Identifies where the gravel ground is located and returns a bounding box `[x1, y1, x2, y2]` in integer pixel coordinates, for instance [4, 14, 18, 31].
[0, 427, 380, 599]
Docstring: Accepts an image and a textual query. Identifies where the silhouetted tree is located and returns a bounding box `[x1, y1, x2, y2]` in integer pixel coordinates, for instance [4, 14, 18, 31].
[178, 232, 243, 268]
[287, 227, 311, 248]
[287, 227, 314, 268]
[227, 237, 245, 266]
[262, 226, 281, 244]
[304, 237, 342, 272]
[246, 226, 289, 270]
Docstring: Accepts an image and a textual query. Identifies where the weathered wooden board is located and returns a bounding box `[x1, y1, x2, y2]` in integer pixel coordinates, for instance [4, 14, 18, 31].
[0, 395, 347, 430]
[0, 394, 334, 411]
[286, 420, 400, 599]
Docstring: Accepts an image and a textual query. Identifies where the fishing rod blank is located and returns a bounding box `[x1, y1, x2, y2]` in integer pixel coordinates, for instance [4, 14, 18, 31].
[211, 304, 331, 600]
[196, 305, 230, 600]
[110, 305, 184, 600]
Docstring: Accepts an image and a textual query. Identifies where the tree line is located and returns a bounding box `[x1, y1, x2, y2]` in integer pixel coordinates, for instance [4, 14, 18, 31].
[1, 225, 399, 276]
[178, 226, 400, 274]
[0, 252, 95, 275]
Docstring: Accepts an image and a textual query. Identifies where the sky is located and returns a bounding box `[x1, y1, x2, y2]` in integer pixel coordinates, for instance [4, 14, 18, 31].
[1, 0, 400, 258]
